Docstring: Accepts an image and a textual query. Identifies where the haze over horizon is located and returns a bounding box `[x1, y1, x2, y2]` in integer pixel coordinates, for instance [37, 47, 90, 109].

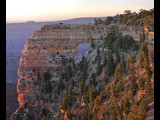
[7, 0, 154, 23]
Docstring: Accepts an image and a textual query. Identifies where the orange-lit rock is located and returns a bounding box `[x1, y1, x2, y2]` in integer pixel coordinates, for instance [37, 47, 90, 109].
[16, 24, 109, 108]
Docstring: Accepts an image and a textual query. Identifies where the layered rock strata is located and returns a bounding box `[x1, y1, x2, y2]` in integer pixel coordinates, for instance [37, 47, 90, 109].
[15, 24, 154, 118]
[17, 24, 109, 107]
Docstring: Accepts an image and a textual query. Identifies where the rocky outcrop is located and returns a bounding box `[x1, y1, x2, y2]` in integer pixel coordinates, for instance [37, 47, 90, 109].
[16, 24, 109, 108]
[14, 24, 154, 119]
[118, 25, 154, 42]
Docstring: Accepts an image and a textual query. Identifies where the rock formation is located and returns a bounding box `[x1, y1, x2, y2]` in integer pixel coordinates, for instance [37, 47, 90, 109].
[17, 24, 108, 108]
[13, 24, 154, 119]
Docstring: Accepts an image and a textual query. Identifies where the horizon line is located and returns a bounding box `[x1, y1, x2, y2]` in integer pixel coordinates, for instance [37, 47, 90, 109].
[6, 16, 111, 24]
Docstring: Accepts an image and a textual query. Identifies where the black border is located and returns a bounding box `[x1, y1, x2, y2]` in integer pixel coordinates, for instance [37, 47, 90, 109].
[1, 0, 6, 119]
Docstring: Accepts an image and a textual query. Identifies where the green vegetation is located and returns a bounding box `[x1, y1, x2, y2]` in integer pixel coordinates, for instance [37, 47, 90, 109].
[26, 9, 154, 119]
[44, 70, 52, 82]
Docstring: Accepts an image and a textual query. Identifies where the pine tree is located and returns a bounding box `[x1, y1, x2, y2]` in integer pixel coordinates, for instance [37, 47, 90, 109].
[116, 80, 124, 95]
[66, 106, 72, 119]
[94, 19, 98, 25]
[79, 79, 85, 96]
[103, 54, 107, 66]
[61, 94, 69, 111]
[139, 41, 148, 68]
[89, 73, 96, 87]
[137, 77, 145, 90]
[97, 47, 102, 75]
[44, 70, 52, 82]
[82, 108, 89, 120]
[107, 36, 113, 51]
[114, 66, 121, 84]
[126, 54, 130, 72]
[120, 52, 125, 74]
[137, 98, 147, 120]
[111, 83, 117, 97]
[89, 84, 97, 103]
[42, 115, 46, 120]
[145, 80, 152, 97]
[123, 97, 131, 115]
[105, 85, 111, 99]
[129, 76, 138, 96]
[128, 53, 136, 76]
[92, 108, 98, 120]
[45, 81, 52, 94]
[115, 49, 120, 63]
[106, 51, 115, 76]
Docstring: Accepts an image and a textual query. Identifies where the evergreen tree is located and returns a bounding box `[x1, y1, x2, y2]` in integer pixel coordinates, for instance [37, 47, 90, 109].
[92, 108, 98, 120]
[94, 19, 98, 25]
[137, 98, 147, 120]
[122, 97, 131, 115]
[42, 115, 46, 120]
[137, 77, 145, 90]
[145, 80, 152, 97]
[114, 66, 121, 84]
[120, 52, 125, 74]
[66, 106, 72, 119]
[111, 83, 117, 97]
[126, 54, 130, 71]
[129, 76, 138, 96]
[106, 51, 115, 76]
[98, 18, 103, 24]
[103, 54, 107, 66]
[45, 81, 52, 94]
[61, 94, 69, 111]
[116, 80, 124, 95]
[139, 41, 148, 68]
[82, 108, 89, 120]
[105, 85, 111, 99]
[115, 49, 120, 63]
[40, 106, 46, 116]
[107, 36, 113, 51]
[89, 84, 97, 103]
[97, 47, 102, 75]
[89, 73, 96, 87]
[44, 70, 52, 82]
[140, 32, 145, 44]
[79, 79, 85, 96]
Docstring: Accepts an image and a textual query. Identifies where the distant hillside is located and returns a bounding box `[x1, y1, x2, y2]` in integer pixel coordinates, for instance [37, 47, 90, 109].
[6, 52, 20, 83]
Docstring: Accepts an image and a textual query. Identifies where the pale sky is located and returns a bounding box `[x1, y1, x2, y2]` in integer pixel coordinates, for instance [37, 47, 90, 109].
[6, 0, 154, 23]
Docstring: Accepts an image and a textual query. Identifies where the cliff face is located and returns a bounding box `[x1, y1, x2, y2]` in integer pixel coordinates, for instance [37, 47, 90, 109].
[14, 24, 154, 119]
[118, 25, 154, 42]
[17, 24, 108, 107]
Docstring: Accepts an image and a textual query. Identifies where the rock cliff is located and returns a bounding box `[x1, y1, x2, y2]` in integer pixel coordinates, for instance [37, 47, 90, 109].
[13, 24, 154, 119]
[17, 24, 109, 108]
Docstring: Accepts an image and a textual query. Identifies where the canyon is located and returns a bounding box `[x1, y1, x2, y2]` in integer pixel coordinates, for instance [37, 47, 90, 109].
[11, 23, 154, 119]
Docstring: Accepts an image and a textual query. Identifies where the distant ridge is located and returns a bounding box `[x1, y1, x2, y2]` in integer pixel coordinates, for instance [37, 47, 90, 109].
[7, 17, 107, 24]
[6, 17, 107, 52]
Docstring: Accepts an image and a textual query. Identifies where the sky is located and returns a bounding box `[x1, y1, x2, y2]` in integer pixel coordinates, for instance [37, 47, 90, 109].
[6, 0, 154, 23]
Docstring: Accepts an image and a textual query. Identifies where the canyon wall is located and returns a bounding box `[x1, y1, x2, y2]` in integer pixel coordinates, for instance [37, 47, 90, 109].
[15, 24, 154, 116]
[17, 24, 109, 107]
